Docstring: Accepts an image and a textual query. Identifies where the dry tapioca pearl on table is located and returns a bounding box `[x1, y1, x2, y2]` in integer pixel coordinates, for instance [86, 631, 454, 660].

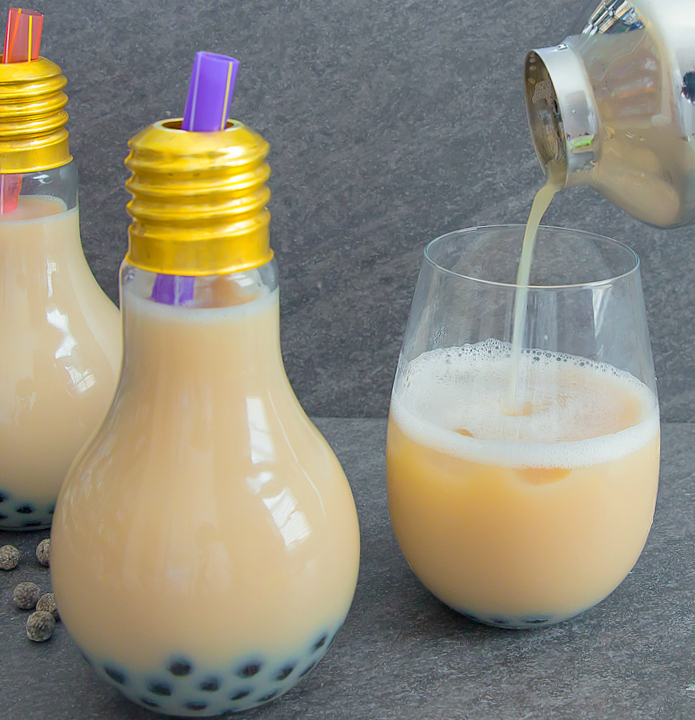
[26, 611, 55, 642]
[13, 582, 41, 610]
[0, 545, 19, 570]
[36, 538, 50, 567]
[36, 593, 59, 621]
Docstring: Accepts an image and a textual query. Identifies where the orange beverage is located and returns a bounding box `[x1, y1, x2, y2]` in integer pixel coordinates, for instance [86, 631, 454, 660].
[387, 341, 660, 627]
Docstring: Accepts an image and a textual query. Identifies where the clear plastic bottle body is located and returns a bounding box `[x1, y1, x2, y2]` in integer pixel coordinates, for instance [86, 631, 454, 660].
[0, 161, 121, 530]
[50, 260, 360, 716]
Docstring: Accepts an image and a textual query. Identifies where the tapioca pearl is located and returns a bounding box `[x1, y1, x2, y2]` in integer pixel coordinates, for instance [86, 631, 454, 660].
[523, 616, 551, 625]
[311, 634, 328, 653]
[167, 655, 194, 676]
[23, 521, 42, 528]
[236, 660, 262, 678]
[230, 689, 252, 701]
[48, 505, 55, 515]
[147, 680, 173, 696]
[199, 676, 221, 692]
[0, 513, 7, 520]
[103, 665, 128, 685]
[490, 618, 510, 625]
[0, 491, 8, 502]
[274, 664, 296, 681]
[140, 697, 160, 709]
[15, 504, 34, 514]
[257, 689, 281, 703]
[299, 661, 317, 678]
[184, 700, 208, 711]
[13, 581, 41, 609]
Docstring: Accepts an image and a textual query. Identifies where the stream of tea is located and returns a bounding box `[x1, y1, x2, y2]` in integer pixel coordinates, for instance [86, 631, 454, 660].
[506, 178, 561, 413]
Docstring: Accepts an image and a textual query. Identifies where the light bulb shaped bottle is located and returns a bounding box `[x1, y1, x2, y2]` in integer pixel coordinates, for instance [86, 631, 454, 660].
[50, 64, 360, 716]
[0, 52, 121, 529]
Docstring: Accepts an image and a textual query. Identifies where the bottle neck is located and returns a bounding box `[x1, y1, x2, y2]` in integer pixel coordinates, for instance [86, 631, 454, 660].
[6, 160, 78, 211]
[118, 261, 285, 390]
[0, 162, 85, 308]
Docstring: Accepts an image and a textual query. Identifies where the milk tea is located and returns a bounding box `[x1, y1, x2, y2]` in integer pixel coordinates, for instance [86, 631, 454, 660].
[0, 197, 120, 529]
[51, 274, 360, 715]
[387, 342, 659, 626]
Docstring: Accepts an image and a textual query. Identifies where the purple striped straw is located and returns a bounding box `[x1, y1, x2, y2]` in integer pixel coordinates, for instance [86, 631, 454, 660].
[182, 52, 240, 132]
[151, 52, 240, 305]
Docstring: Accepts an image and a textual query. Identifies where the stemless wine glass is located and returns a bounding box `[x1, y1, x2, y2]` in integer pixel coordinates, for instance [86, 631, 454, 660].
[386, 225, 660, 629]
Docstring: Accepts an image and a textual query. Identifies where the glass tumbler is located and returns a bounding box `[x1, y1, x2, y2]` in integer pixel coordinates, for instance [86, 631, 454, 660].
[386, 226, 660, 628]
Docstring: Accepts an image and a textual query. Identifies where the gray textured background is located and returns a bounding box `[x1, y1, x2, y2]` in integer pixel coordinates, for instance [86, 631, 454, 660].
[25, 0, 695, 419]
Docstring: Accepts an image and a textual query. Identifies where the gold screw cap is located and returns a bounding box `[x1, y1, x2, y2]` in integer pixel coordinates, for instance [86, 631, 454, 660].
[125, 118, 272, 276]
[0, 56, 71, 173]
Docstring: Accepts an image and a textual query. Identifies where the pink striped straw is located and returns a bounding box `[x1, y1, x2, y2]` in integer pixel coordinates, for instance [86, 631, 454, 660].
[1, 8, 44, 214]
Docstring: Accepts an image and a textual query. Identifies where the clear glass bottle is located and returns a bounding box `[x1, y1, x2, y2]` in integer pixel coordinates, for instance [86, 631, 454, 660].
[51, 119, 360, 716]
[0, 58, 121, 530]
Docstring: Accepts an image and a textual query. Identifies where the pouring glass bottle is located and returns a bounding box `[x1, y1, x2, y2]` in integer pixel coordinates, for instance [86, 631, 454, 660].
[0, 56, 121, 530]
[50, 117, 361, 716]
[524, 0, 695, 227]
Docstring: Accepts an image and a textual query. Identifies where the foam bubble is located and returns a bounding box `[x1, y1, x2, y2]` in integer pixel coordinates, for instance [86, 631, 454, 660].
[391, 340, 659, 469]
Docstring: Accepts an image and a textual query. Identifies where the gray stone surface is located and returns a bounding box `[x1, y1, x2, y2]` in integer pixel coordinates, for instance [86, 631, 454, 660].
[1, 419, 694, 720]
[9, 0, 695, 419]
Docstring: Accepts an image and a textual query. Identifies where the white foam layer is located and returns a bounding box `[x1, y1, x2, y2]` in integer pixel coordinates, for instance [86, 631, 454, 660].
[391, 340, 659, 469]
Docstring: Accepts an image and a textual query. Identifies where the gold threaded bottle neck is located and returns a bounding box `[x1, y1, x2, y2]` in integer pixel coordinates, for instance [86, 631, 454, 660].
[0, 56, 71, 173]
[124, 118, 273, 276]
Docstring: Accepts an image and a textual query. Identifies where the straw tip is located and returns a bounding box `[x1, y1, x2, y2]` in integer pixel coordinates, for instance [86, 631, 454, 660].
[3, 7, 44, 63]
[182, 51, 240, 133]
[195, 50, 240, 68]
